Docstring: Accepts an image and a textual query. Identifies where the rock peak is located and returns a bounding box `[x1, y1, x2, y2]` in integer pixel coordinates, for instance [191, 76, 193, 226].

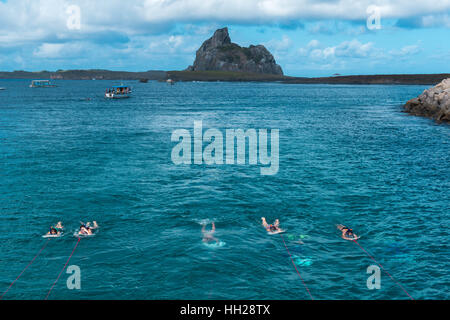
[208, 27, 231, 48]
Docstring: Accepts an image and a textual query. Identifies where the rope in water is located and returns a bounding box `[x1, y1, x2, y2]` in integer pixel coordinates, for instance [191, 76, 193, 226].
[45, 237, 81, 300]
[353, 239, 414, 300]
[280, 234, 314, 300]
[0, 239, 49, 300]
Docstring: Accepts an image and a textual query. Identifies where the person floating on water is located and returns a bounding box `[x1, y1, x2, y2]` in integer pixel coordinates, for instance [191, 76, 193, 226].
[337, 224, 359, 240]
[261, 217, 285, 234]
[46, 226, 61, 236]
[79, 225, 91, 235]
[202, 222, 220, 244]
[78, 221, 98, 236]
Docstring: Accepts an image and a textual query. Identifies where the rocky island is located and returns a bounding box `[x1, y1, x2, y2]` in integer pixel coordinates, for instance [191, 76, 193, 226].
[186, 27, 283, 75]
[404, 78, 450, 123]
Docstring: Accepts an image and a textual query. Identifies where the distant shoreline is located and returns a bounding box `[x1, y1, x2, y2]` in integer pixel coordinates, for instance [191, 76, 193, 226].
[0, 70, 167, 81]
[0, 69, 448, 85]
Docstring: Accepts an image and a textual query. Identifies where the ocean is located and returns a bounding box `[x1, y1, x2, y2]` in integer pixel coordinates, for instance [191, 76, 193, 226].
[0, 79, 448, 300]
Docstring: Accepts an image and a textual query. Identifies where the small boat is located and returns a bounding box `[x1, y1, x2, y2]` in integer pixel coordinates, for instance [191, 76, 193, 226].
[139, 78, 148, 83]
[105, 85, 131, 99]
[0, 87, 5, 91]
[29, 80, 56, 88]
[166, 79, 175, 85]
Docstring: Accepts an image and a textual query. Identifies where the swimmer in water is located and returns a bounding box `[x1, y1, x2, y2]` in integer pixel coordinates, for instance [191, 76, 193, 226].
[337, 224, 359, 240]
[261, 217, 284, 234]
[202, 222, 219, 244]
[79, 224, 93, 236]
[46, 226, 61, 236]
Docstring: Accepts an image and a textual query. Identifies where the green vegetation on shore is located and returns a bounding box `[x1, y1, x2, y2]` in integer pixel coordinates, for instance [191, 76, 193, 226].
[282, 73, 450, 85]
[167, 71, 450, 85]
[167, 70, 289, 82]
[0, 69, 166, 81]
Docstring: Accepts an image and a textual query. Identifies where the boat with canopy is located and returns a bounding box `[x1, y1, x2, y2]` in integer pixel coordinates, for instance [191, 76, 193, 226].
[105, 85, 131, 99]
[29, 80, 56, 88]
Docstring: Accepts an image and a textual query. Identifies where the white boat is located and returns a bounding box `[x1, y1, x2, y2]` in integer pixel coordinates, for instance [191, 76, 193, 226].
[105, 85, 131, 99]
[0, 87, 5, 90]
[29, 80, 56, 88]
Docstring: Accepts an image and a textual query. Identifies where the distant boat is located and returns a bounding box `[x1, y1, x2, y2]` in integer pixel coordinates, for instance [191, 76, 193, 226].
[166, 79, 175, 85]
[0, 87, 5, 91]
[29, 80, 56, 88]
[105, 85, 131, 99]
[139, 78, 148, 83]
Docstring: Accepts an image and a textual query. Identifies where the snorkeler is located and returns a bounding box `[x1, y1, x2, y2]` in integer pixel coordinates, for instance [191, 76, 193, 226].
[78, 224, 93, 236]
[337, 224, 359, 240]
[202, 222, 219, 244]
[46, 226, 61, 236]
[261, 217, 285, 234]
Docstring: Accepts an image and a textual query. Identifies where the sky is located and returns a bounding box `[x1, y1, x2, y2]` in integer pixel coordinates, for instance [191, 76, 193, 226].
[0, 0, 449, 77]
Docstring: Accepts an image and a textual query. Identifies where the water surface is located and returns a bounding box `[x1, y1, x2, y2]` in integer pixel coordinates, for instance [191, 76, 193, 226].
[0, 80, 448, 299]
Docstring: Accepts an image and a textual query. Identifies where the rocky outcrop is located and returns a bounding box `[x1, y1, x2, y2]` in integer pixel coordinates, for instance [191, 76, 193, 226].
[187, 27, 283, 75]
[404, 78, 450, 123]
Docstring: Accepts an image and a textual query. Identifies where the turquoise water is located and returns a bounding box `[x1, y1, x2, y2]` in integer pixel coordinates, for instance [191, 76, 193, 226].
[0, 79, 448, 300]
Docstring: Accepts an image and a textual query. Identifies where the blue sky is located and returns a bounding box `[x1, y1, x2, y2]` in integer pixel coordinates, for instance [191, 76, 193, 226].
[0, 0, 449, 76]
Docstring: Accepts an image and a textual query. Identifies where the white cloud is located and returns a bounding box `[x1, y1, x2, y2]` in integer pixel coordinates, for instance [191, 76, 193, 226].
[310, 47, 335, 60]
[299, 39, 320, 56]
[1, 0, 450, 47]
[296, 37, 425, 72]
[334, 39, 374, 58]
[168, 35, 184, 48]
[265, 35, 291, 52]
[389, 44, 421, 56]
[33, 42, 83, 58]
[147, 34, 195, 54]
[420, 13, 450, 27]
[136, 0, 450, 21]
[307, 39, 320, 48]
[299, 39, 377, 61]
[184, 24, 221, 35]
[307, 21, 366, 36]
[33, 43, 65, 58]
